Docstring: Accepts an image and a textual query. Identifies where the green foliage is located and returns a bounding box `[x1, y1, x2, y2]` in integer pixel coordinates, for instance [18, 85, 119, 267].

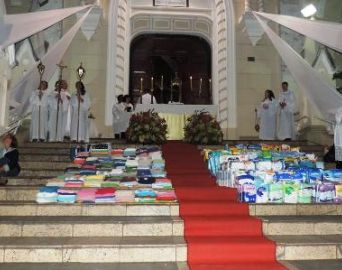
[184, 111, 223, 145]
[126, 110, 168, 145]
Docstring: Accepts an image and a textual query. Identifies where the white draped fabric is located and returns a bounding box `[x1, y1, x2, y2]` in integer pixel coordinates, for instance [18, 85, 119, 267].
[254, 13, 342, 120]
[334, 108, 342, 161]
[9, 8, 93, 116]
[0, 5, 92, 50]
[255, 11, 342, 53]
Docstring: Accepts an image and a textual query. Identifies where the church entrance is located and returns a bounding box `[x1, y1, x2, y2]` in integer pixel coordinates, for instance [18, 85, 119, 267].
[129, 34, 212, 105]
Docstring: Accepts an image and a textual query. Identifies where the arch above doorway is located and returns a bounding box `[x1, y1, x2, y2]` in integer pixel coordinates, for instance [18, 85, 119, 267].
[105, 0, 237, 137]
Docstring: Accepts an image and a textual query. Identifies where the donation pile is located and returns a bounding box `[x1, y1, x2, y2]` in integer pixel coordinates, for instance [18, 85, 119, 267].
[36, 143, 177, 204]
[204, 144, 342, 204]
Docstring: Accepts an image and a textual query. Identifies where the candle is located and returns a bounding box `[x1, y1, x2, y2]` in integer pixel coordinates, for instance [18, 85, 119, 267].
[161, 75, 164, 90]
[140, 78, 143, 92]
[151, 77, 154, 90]
[190, 76, 193, 91]
[199, 78, 203, 96]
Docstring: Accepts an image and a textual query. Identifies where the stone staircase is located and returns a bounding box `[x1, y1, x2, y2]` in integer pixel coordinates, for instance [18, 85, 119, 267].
[250, 204, 342, 269]
[3, 139, 340, 269]
[0, 141, 187, 269]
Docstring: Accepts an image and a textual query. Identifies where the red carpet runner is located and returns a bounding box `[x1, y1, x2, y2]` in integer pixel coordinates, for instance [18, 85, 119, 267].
[163, 142, 286, 270]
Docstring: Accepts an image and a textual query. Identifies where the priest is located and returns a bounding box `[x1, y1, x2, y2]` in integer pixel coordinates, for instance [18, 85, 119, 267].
[70, 81, 91, 143]
[141, 89, 157, 104]
[278, 82, 296, 141]
[29, 81, 49, 142]
[48, 80, 71, 142]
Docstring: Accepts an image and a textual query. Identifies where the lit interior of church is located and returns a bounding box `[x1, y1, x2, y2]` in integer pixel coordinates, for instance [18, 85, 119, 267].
[0, 0, 342, 269]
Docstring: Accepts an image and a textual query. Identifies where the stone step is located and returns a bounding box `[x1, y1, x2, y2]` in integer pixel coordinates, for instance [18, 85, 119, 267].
[20, 162, 71, 170]
[5, 176, 52, 186]
[0, 202, 179, 217]
[0, 216, 183, 237]
[262, 216, 342, 236]
[271, 235, 342, 261]
[280, 260, 342, 270]
[250, 204, 342, 217]
[20, 148, 70, 155]
[20, 169, 64, 178]
[20, 155, 71, 162]
[0, 236, 186, 263]
[0, 186, 175, 201]
[0, 262, 189, 270]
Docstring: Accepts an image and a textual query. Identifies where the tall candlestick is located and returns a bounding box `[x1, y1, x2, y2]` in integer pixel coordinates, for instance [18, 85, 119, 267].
[161, 75, 164, 90]
[190, 76, 193, 91]
[151, 77, 154, 90]
[140, 78, 143, 92]
[209, 78, 212, 102]
[199, 78, 203, 97]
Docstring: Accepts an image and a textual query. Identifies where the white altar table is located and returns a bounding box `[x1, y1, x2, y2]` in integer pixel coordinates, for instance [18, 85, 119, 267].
[135, 104, 218, 140]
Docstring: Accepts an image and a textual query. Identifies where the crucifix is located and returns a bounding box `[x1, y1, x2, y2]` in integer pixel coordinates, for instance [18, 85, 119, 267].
[55, 61, 68, 141]
[37, 61, 45, 141]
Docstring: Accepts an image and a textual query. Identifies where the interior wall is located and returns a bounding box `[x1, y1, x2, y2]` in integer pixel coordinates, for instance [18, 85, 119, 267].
[62, 0, 111, 137]
[234, 0, 282, 139]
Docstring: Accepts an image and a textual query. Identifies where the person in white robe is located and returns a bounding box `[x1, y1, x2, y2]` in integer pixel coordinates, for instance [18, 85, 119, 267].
[70, 81, 91, 143]
[124, 95, 134, 112]
[48, 80, 70, 142]
[277, 82, 296, 141]
[334, 107, 342, 169]
[61, 80, 71, 138]
[112, 95, 126, 139]
[29, 81, 49, 142]
[141, 89, 157, 104]
[257, 90, 278, 140]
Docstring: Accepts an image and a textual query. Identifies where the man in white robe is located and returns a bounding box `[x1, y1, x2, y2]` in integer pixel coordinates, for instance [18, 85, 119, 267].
[29, 81, 49, 142]
[48, 80, 70, 142]
[70, 81, 91, 143]
[141, 89, 157, 104]
[277, 82, 296, 141]
[257, 90, 278, 140]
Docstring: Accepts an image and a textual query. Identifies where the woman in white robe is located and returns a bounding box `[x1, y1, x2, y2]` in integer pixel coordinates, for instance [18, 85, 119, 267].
[70, 81, 91, 143]
[48, 80, 70, 142]
[29, 81, 49, 142]
[277, 82, 296, 141]
[257, 90, 278, 140]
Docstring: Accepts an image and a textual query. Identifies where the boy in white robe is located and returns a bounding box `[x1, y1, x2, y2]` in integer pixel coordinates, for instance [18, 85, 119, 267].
[257, 90, 278, 140]
[70, 81, 91, 143]
[29, 81, 49, 142]
[112, 95, 126, 139]
[277, 82, 296, 141]
[48, 80, 70, 142]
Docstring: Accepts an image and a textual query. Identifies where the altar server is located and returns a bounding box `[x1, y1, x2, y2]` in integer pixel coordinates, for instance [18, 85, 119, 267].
[124, 95, 134, 112]
[48, 80, 71, 142]
[29, 81, 49, 142]
[141, 89, 157, 104]
[257, 90, 278, 140]
[278, 82, 296, 141]
[112, 95, 126, 139]
[70, 81, 91, 143]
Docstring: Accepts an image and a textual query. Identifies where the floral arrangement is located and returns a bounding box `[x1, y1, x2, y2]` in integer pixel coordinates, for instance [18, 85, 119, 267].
[184, 110, 223, 145]
[126, 110, 168, 144]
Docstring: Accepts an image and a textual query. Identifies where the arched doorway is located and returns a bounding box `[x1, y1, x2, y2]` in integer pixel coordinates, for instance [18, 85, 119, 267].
[129, 34, 212, 105]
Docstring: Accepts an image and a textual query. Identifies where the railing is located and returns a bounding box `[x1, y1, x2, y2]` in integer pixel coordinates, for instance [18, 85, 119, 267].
[0, 112, 28, 137]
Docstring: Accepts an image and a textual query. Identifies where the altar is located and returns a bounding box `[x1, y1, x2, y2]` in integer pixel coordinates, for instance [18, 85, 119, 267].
[135, 104, 218, 140]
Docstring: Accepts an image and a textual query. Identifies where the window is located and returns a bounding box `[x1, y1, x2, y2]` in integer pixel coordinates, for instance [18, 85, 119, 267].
[153, 0, 189, 7]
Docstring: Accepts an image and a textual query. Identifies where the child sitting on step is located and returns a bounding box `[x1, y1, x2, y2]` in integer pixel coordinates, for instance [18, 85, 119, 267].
[0, 134, 21, 183]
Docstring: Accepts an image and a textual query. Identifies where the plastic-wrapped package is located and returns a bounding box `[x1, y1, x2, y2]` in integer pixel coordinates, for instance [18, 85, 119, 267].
[315, 182, 335, 203]
[255, 180, 269, 203]
[283, 182, 299, 203]
[269, 183, 283, 203]
[298, 183, 314, 203]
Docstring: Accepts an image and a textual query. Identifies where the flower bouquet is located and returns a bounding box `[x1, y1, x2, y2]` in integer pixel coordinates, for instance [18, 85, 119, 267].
[126, 110, 168, 144]
[184, 110, 223, 145]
